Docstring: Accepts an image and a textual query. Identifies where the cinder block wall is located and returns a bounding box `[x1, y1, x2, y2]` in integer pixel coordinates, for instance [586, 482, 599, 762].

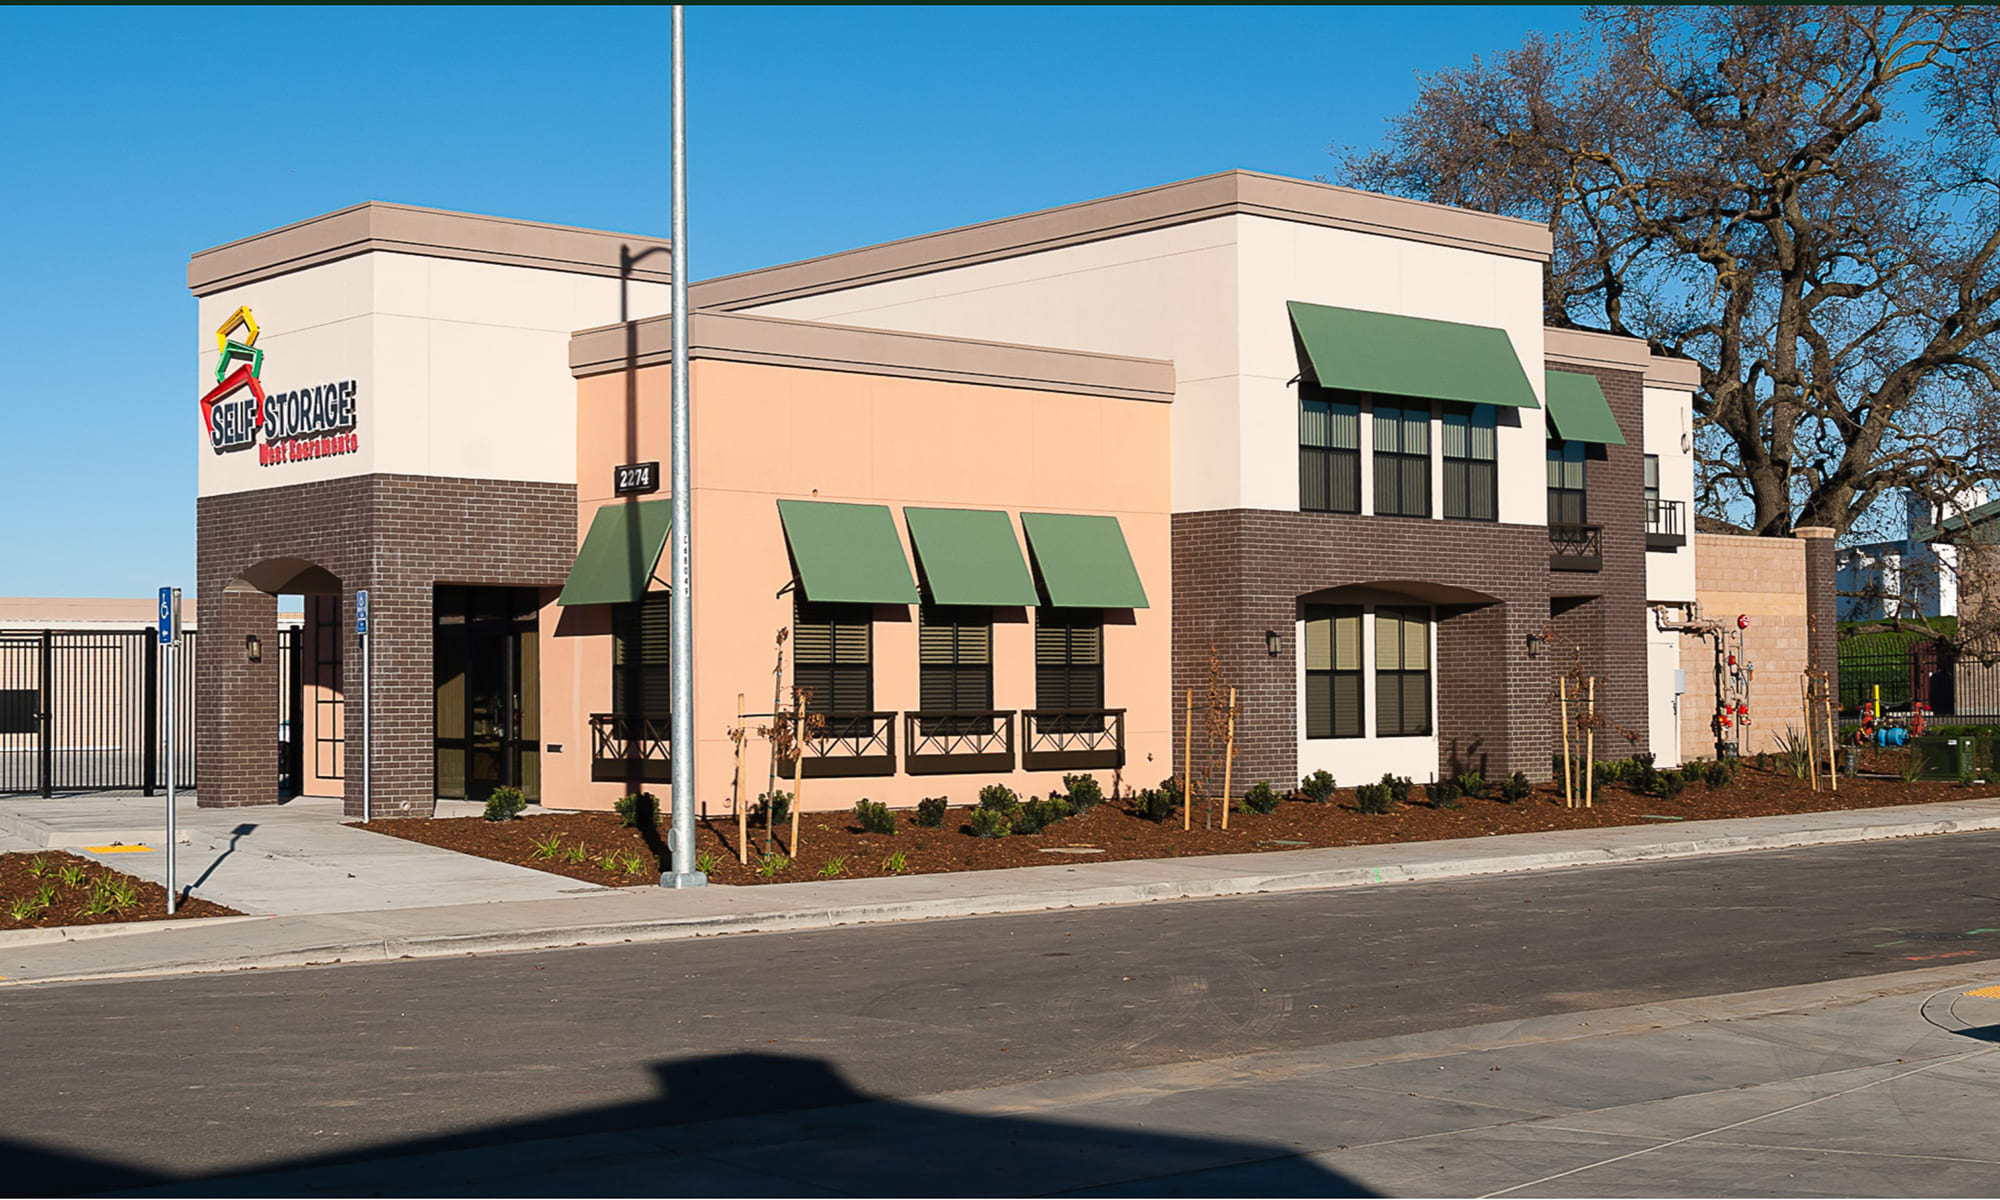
[1679, 531, 1834, 758]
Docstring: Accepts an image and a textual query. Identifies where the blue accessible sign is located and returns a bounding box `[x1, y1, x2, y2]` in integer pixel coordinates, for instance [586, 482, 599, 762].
[355, 589, 370, 636]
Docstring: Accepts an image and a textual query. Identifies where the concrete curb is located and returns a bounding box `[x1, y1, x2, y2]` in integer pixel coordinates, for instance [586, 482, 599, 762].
[10, 801, 2000, 987]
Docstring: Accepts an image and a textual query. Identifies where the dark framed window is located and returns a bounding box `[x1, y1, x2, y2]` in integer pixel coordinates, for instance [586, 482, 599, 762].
[1442, 404, 1498, 521]
[1300, 386, 1362, 514]
[1035, 609, 1104, 732]
[1373, 403, 1431, 517]
[611, 591, 672, 718]
[313, 596, 343, 780]
[919, 605, 992, 734]
[794, 600, 873, 733]
[1644, 453, 1660, 508]
[1548, 440, 1588, 526]
[1303, 604, 1363, 739]
[1374, 607, 1432, 737]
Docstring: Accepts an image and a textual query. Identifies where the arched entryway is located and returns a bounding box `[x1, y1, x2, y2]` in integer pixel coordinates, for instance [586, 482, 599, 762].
[201, 558, 341, 809]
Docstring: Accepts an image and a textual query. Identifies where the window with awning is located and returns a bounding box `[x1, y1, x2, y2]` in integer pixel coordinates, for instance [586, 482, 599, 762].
[557, 500, 673, 607]
[905, 507, 1038, 606]
[1287, 300, 1540, 410]
[1543, 370, 1627, 445]
[777, 499, 920, 605]
[1020, 513, 1149, 609]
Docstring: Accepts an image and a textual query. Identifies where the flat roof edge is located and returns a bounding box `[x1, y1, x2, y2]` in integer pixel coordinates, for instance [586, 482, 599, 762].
[691, 170, 1553, 312]
[571, 310, 1177, 403]
[1545, 325, 1702, 389]
[188, 201, 672, 296]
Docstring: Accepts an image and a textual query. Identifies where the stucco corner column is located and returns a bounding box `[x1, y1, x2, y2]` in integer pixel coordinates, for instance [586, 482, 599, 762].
[196, 584, 281, 809]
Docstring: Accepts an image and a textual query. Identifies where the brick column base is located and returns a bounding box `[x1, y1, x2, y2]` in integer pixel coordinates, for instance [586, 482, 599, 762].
[196, 586, 280, 808]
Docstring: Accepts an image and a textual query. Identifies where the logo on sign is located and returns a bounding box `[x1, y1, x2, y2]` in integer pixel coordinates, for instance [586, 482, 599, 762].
[199, 306, 362, 467]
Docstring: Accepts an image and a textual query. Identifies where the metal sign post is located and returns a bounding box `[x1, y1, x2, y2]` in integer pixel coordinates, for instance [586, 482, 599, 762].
[356, 589, 370, 823]
[157, 587, 180, 914]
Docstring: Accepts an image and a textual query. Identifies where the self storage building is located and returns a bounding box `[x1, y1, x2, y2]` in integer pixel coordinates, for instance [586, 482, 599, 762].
[189, 171, 1762, 819]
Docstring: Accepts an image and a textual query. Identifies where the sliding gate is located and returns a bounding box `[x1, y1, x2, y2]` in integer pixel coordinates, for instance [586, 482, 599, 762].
[0, 628, 299, 797]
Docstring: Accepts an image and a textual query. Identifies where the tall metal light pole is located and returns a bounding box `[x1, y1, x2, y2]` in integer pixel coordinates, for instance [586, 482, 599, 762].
[663, 2, 705, 888]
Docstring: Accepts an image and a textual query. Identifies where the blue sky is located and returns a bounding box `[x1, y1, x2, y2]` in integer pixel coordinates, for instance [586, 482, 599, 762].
[0, 4, 1581, 598]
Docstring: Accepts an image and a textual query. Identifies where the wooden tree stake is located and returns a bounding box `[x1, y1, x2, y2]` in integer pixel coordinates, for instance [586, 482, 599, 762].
[1825, 683, 1840, 791]
[1183, 688, 1194, 831]
[789, 690, 806, 854]
[1584, 677, 1596, 809]
[1801, 674, 1819, 792]
[1220, 687, 1237, 831]
[1559, 676, 1574, 808]
[732, 693, 748, 865]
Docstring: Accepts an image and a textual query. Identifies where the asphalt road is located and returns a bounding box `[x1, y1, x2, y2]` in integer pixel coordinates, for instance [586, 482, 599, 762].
[5, 831, 1999, 1194]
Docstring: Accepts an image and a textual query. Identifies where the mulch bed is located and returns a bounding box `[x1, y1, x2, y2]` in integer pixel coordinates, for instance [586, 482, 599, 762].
[0, 851, 240, 931]
[357, 752, 1980, 887]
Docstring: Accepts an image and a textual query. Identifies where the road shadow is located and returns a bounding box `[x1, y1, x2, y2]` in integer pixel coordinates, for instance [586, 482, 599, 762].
[1, 1052, 1374, 1197]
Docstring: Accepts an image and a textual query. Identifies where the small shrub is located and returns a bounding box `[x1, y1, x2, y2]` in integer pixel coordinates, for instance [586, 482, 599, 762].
[1633, 753, 1659, 794]
[1427, 779, 1462, 809]
[1300, 769, 1338, 804]
[694, 849, 719, 876]
[968, 807, 1014, 838]
[1454, 773, 1486, 801]
[1062, 774, 1104, 813]
[817, 856, 848, 879]
[1014, 794, 1074, 835]
[1241, 781, 1281, 814]
[1592, 759, 1626, 788]
[915, 795, 949, 827]
[1354, 782, 1396, 814]
[614, 792, 659, 828]
[1700, 759, 1733, 788]
[1500, 771, 1533, 803]
[1755, 751, 1772, 772]
[755, 852, 790, 878]
[1133, 788, 1176, 822]
[882, 849, 908, 875]
[529, 831, 564, 861]
[483, 787, 527, 822]
[752, 790, 793, 825]
[978, 784, 1020, 812]
[853, 798, 897, 836]
[1383, 774, 1414, 806]
[1650, 768, 1687, 799]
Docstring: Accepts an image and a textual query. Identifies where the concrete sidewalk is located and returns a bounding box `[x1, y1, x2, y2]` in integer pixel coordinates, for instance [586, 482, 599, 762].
[7, 795, 2000, 988]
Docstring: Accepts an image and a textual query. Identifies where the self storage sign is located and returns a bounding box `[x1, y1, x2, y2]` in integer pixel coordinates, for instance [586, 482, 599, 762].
[200, 306, 361, 466]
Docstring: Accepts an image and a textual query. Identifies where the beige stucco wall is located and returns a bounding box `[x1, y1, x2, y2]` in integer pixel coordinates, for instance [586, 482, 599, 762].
[195, 252, 672, 498]
[1644, 384, 1698, 604]
[1679, 534, 1811, 758]
[736, 213, 1553, 524]
[541, 357, 1174, 813]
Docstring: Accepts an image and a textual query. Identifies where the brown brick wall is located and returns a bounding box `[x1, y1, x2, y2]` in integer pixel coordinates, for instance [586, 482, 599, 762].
[1171, 510, 1555, 790]
[196, 474, 576, 817]
[1550, 362, 1652, 760]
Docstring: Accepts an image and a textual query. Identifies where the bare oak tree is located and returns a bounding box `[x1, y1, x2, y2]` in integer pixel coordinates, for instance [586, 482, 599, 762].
[1340, 6, 2000, 537]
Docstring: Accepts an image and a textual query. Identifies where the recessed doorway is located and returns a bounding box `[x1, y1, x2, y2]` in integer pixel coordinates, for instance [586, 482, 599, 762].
[434, 586, 541, 804]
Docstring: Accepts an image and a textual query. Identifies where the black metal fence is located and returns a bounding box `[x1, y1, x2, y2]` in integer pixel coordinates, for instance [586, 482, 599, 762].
[1840, 640, 2000, 721]
[0, 627, 302, 797]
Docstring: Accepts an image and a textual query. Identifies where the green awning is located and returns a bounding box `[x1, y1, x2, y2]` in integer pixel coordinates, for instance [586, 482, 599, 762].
[557, 499, 673, 607]
[905, 507, 1039, 606]
[1544, 370, 1627, 445]
[778, 500, 920, 605]
[1021, 513, 1149, 609]
[1287, 300, 1539, 409]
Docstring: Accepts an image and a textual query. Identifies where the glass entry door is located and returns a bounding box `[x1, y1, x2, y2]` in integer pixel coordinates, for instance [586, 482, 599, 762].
[435, 587, 541, 803]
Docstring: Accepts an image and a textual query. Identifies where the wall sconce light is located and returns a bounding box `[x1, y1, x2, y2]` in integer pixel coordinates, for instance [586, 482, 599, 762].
[1526, 632, 1545, 659]
[244, 634, 263, 663]
[1265, 630, 1282, 657]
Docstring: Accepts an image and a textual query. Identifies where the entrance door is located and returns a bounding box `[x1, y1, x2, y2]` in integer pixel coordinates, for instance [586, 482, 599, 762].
[435, 587, 541, 804]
